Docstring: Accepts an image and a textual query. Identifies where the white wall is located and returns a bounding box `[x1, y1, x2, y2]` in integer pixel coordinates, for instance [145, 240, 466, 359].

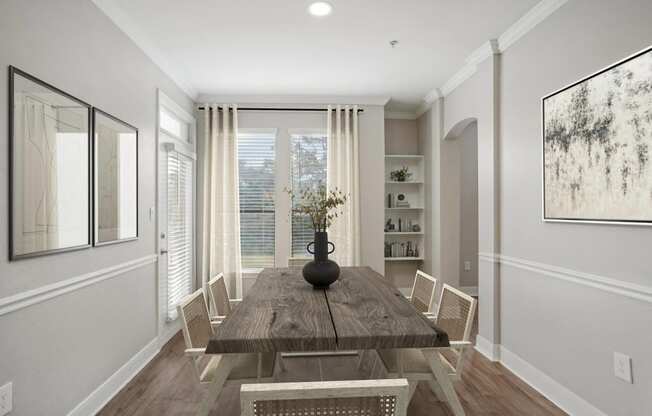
[499, 1, 652, 414]
[443, 0, 652, 414]
[0, 0, 193, 414]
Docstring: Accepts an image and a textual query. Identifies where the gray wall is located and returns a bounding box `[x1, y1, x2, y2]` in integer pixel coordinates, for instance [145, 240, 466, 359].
[0, 0, 193, 414]
[499, 0, 651, 413]
[458, 123, 478, 288]
[443, 0, 652, 414]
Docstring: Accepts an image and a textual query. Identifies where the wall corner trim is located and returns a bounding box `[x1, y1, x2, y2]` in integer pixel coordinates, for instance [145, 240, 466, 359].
[500, 346, 609, 416]
[479, 252, 652, 303]
[0, 254, 158, 316]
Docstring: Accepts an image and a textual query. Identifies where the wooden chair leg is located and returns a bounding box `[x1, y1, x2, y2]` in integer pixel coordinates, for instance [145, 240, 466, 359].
[422, 350, 465, 416]
[197, 354, 236, 416]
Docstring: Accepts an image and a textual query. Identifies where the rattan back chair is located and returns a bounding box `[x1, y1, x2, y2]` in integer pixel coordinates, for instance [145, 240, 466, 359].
[207, 273, 232, 321]
[240, 379, 409, 416]
[434, 284, 477, 343]
[409, 270, 438, 316]
[177, 289, 276, 385]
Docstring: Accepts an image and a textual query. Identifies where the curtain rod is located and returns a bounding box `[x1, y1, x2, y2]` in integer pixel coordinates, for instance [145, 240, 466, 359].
[196, 106, 363, 113]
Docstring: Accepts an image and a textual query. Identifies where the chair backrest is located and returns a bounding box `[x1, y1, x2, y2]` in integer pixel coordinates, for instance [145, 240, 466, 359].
[241, 379, 409, 416]
[434, 284, 477, 342]
[207, 273, 232, 317]
[409, 270, 438, 313]
[177, 289, 213, 350]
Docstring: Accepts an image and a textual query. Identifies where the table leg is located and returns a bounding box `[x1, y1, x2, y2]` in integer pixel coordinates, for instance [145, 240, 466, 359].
[197, 354, 237, 416]
[422, 350, 465, 416]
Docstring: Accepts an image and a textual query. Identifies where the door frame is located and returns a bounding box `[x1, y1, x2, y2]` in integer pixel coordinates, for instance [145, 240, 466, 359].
[156, 89, 196, 342]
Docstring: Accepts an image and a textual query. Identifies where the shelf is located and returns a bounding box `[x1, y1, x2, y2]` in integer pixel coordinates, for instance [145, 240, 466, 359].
[385, 207, 424, 210]
[385, 232, 424, 236]
[385, 154, 424, 159]
[385, 257, 424, 262]
[386, 181, 423, 184]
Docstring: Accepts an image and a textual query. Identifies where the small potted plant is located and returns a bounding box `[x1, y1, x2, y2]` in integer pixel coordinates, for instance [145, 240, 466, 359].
[390, 166, 412, 182]
[286, 185, 348, 288]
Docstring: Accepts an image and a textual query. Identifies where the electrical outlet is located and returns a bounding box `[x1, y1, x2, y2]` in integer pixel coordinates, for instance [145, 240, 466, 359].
[614, 352, 633, 383]
[464, 261, 472, 271]
[0, 382, 12, 416]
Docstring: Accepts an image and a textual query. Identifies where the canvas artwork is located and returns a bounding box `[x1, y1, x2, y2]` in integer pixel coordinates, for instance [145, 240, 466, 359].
[543, 47, 652, 224]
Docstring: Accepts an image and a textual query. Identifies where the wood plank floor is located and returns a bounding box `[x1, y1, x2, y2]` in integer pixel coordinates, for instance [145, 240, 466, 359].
[99, 332, 566, 416]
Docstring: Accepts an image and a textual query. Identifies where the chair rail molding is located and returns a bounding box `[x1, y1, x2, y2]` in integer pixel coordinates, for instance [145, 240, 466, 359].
[478, 252, 652, 304]
[0, 254, 158, 316]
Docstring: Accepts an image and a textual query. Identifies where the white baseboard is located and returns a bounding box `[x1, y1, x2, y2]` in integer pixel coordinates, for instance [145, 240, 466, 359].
[460, 286, 478, 297]
[68, 326, 181, 416]
[499, 346, 608, 416]
[474, 335, 500, 362]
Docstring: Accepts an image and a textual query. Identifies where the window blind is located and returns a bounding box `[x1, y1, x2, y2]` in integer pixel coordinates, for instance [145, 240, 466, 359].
[238, 131, 276, 269]
[290, 133, 327, 257]
[166, 150, 194, 321]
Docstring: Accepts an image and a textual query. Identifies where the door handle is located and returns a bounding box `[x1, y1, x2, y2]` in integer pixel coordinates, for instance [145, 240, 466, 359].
[160, 249, 168, 255]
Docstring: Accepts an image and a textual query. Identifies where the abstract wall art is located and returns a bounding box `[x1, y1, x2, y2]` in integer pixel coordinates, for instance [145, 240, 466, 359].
[543, 46, 652, 225]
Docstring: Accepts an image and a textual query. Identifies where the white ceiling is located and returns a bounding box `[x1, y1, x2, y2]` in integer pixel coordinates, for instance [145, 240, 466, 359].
[98, 0, 540, 111]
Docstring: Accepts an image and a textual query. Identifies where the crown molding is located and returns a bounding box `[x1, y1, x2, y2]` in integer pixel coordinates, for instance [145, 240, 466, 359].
[422, 0, 569, 101]
[498, 0, 569, 52]
[91, 0, 198, 100]
[197, 94, 390, 106]
[440, 39, 499, 97]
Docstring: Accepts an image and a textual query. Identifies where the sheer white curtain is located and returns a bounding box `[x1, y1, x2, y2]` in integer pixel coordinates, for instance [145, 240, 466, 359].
[198, 104, 242, 298]
[327, 105, 361, 266]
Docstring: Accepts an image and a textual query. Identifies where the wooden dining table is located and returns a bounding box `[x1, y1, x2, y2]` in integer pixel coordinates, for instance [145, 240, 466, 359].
[199, 266, 464, 416]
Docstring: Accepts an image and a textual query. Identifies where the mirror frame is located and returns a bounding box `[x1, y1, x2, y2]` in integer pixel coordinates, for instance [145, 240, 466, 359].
[92, 108, 139, 246]
[8, 66, 92, 260]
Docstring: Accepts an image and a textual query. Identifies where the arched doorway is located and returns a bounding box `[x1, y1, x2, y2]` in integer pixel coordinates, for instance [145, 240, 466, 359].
[440, 118, 479, 294]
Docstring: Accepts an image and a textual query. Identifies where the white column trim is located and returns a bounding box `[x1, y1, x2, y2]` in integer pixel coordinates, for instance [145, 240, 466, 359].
[479, 252, 652, 303]
[0, 254, 158, 316]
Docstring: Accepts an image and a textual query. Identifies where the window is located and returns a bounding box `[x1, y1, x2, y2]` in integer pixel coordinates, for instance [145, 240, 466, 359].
[160, 106, 190, 143]
[238, 130, 276, 269]
[166, 151, 194, 320]
[290, 133, 327, 257]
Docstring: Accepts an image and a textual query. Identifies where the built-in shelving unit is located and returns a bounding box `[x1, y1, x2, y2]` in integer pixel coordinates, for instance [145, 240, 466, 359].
[384, 155, 425, 263]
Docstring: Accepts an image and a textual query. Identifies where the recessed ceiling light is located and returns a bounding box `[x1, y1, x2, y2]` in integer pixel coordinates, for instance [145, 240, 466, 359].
[308, 1, 333, 17]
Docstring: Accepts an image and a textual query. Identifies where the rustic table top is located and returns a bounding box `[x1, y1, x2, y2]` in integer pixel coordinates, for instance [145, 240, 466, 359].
[205, 267, 449, 354]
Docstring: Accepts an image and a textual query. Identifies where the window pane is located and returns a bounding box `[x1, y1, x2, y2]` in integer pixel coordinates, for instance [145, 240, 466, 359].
[290, 133, 327, 257]
[238, 131, 276, 269]
[160, 107, 189, 142]
[167, 151, 194, 321]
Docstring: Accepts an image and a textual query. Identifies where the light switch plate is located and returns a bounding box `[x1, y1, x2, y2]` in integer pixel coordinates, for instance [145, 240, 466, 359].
[0, 382, 12, 416]
[614, 352, 633, 383]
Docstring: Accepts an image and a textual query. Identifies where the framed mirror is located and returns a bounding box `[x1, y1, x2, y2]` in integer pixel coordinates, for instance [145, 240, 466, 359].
[93, 108, 138, 245]
[9, 66, 91, 260]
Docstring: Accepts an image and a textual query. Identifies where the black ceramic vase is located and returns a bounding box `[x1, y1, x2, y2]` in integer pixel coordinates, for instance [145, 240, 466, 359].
[303, 231, 340, 288]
